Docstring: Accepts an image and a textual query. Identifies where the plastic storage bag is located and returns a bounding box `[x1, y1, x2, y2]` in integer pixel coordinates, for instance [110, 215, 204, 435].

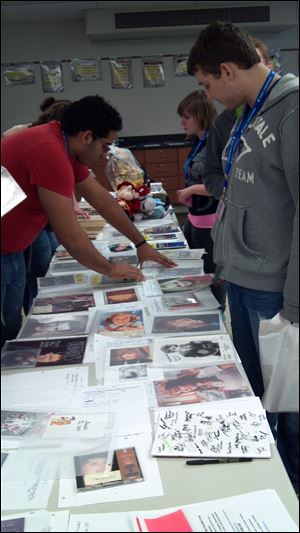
[259, 313, 299, 412]
[105, 146, 144, 191]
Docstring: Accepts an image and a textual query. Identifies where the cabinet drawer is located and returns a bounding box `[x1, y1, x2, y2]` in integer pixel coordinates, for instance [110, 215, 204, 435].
[146, 162, 178, 179]
[167, 190, 180, 205]
[178, 161, 185, 178]
[145, 148, 177, 163]
[178, 146, 191, 162]
[151, 175, 179, 190]
[132, 149, 145, 165]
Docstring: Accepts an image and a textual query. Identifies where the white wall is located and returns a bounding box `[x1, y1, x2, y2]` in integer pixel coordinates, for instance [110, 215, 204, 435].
[1, 20, 298, 136]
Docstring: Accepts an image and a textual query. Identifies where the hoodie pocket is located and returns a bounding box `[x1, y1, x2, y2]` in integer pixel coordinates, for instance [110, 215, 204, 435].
[224, 204, 265, 273]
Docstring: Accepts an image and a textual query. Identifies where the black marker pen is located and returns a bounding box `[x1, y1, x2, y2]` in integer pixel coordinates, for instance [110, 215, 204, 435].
[186, 458, 253, 465]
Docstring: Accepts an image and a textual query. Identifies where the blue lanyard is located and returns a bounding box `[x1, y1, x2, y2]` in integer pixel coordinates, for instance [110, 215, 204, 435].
[225, 70, 276, 180]
[184, 128, 208, 177]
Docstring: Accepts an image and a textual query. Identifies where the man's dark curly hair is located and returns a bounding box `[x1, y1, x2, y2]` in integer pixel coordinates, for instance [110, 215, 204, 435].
[60, 95, 122, 139]
[187, 21, 261, 77]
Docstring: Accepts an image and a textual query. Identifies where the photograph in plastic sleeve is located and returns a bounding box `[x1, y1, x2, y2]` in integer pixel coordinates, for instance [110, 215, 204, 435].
[17, 313, 91, 339]
[74, 446, 143, 492]
[1, 517, 25, 532]
[152, 363, 253, 407]
[1, 337, 88, 369]
[37, 273, 103, 292]
[158, 274, 213, 293]
[142, 275, 213, 297]
[142, 56, 164, 88]
[149, 311, 225, 337]
[97, 309, 145, 337]
[53, 249, 74, 261]
[0, 511, 68, 533]
[2, 62, 35, 86]
[107, 242, 135, 254]
[144, 233, 179, 241]
[141, 224, 181, 235]
[143, 267, 206, 281]
[70, 58, 102, 82]
[162, 249, 206, 260]
[118, 364, 148, 382]
[146, 290, 219, 315]
[152, 334, 238, 367]
[108, 344, 152, 367]
[49, 260, 88, 274]
[1, 410, 51, 438]
[103, 287, 141, 305]
[40, 60, 64, 93]
[31, 292, 95, 314]
[150, 241, 186, 250]
[173, 54, 189, 76]
[109, 57, 133, 89]
[109, 255, 137, 265]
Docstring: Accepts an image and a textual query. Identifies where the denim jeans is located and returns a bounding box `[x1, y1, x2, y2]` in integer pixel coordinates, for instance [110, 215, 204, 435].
[23, 229, 58, 314]
[1, 252, 26, 348]
[227, 282, 299, 493]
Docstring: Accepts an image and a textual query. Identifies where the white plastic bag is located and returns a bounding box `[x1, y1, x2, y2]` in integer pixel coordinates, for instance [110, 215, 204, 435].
[259, 313, 299, 412]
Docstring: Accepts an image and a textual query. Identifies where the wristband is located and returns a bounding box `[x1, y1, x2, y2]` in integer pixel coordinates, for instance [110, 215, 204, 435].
[135, 239, 147, 249]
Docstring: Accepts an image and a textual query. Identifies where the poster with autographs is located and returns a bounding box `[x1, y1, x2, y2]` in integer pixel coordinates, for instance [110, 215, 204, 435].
[152, 406, 270, 458]
[1, 337, 88, 369]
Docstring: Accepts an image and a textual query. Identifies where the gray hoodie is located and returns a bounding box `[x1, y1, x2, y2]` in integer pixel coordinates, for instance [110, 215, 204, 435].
[211, 74, 299, 322]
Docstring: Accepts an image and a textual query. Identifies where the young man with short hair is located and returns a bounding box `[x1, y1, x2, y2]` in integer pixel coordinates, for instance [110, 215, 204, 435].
[1, 95, 175, 346]
[188, 21, 299, 492]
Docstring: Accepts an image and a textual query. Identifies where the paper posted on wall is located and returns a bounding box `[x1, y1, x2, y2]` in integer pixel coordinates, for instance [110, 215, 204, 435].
[1, 165, 27, 217]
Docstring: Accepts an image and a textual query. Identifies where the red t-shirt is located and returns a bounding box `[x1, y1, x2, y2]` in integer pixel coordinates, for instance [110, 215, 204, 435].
[1, 121, 89, 253]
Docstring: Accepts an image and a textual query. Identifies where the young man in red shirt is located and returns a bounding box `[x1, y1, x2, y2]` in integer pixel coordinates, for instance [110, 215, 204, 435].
[1, 95, 175, 346]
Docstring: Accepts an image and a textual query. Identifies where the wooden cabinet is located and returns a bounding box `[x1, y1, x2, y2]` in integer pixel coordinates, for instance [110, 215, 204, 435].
[91, 145, 190, 205]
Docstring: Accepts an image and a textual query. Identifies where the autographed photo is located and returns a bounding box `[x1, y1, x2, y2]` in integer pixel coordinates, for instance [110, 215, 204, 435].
[1, 410, 51, 438]
[149, 311, 226, 336]
[97, 309, 145, 337]
[1, 337, 87, 369]
[146, 290, 219, 315]
[107, 242, 135, 254]
[142, 224, 180, 235]
[31, 292, 95, 314]
[152, 334, 238, 367]
[74, 446, 143, 492]
[104, 287, 141, 305]
[108, 344, 153, 367]
[152, 363, 253, 408]
[157, 275, 213, 294]
[17, 313, 91, 339]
